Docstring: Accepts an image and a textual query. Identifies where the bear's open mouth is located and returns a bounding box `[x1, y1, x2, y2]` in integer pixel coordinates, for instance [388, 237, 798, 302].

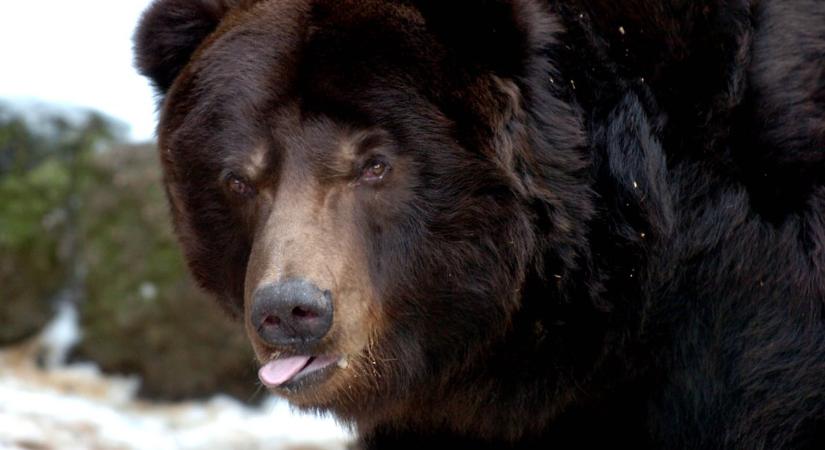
[258, 354, 342, 388]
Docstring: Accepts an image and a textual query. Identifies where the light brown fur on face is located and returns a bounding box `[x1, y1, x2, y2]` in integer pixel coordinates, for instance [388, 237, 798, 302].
[242, 114, 383, 406]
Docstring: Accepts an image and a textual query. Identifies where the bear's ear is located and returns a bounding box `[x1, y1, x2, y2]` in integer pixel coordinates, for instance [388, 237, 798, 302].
[134, 0, 236, 94]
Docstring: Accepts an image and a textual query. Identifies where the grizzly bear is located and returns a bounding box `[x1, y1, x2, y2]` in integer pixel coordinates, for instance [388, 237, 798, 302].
[134, 0, 825, 448]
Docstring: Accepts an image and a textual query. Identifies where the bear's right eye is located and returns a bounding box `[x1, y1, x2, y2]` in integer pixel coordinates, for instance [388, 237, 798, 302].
[223, 172, 256, 199]
[359, 158, 391, 184]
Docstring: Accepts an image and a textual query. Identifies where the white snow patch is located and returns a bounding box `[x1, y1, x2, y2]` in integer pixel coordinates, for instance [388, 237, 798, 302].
[0, 341, 353, 450]
[37, 301, 82, 369]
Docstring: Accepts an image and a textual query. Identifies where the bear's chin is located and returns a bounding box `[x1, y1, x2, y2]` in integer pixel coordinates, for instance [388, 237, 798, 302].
[254, 351, 373, 406]
[259, 354, 343, 391]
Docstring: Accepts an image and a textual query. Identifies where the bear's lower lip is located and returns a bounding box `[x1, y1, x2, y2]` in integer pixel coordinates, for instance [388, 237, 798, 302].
[259, 354, 341, 389]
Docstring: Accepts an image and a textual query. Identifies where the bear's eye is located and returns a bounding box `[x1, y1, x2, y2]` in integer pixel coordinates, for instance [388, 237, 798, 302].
[360, 159, 391, 184]
[224, 172, 256, 199]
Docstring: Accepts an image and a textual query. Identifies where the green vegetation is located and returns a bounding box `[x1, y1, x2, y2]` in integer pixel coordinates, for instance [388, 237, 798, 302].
[0, 103, 258, 402]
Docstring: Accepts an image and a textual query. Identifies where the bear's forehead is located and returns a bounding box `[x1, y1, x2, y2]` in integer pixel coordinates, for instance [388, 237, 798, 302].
[181, 0, 437, 106]
[161, 2, 449, 154]
[159, 0, 476, 175]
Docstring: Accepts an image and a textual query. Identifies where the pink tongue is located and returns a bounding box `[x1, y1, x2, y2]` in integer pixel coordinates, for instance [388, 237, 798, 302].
[259, 356, 312, 387]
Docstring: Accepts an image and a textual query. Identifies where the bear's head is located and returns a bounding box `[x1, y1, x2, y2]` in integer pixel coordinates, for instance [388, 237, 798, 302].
[135, 0, 593, 429]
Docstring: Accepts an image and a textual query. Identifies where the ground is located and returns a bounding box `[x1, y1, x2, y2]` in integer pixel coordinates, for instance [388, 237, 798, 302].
[0, 317, 351, 450]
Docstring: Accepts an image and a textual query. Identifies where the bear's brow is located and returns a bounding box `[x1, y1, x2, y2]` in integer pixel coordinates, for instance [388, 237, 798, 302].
[348, 129, 391, 156]
[217, 143, 271, 184]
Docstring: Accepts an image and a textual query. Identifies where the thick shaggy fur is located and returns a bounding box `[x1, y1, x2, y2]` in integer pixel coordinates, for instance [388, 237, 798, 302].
[135, 1, 825, 448]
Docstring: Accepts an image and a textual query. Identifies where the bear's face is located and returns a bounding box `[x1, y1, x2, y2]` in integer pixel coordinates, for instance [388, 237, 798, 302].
[137, 0, 582, 420]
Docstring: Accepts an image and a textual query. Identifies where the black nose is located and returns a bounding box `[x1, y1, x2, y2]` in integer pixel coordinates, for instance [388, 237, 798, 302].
[251, 279, 334, 346]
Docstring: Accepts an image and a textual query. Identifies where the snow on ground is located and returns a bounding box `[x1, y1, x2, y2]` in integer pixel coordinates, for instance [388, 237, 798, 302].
[0, 340, 353, 450]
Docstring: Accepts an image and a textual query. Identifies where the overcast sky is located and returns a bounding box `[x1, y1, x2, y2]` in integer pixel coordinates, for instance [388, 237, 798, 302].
[0, 0, 157, 142]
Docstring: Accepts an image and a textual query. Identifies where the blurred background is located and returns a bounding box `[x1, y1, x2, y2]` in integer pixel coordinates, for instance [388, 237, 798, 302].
[0, 2, 350, 449]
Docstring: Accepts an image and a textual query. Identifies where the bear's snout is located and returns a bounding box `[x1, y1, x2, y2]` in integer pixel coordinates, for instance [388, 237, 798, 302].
[250, 279, 334, 347]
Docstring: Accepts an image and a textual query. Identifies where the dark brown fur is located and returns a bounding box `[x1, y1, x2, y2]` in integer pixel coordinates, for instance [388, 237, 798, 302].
[135, 1, 825, 448]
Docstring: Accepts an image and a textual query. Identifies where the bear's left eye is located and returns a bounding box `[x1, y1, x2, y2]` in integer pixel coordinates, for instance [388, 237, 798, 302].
[223, 172, 256, 199]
